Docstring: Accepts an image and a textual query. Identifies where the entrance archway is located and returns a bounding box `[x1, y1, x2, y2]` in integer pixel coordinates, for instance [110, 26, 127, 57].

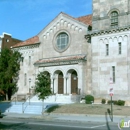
[58, 72, 64, 94]
[71, 71, 78, 94]
[54, 70, 64, 94]
[67, 69, 78, 94]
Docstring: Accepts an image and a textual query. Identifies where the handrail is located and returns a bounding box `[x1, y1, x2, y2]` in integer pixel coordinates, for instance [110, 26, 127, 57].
[11, 96, 16, 104]
[22, 95, 30, 113]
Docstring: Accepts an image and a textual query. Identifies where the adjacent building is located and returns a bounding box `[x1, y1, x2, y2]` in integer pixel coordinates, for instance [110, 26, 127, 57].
[0, 32, 22, 51]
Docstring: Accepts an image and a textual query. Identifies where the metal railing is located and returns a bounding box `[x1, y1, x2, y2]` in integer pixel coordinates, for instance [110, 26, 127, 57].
[11, 96, 17, 104]
[22, 95, 30, 113]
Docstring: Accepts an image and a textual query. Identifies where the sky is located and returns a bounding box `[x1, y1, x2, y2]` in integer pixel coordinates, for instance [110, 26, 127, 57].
[0, 0, 92, 41]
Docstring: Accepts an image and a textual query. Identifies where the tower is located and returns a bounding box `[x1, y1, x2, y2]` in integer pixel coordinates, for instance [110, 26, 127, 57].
[92, 0, 130, 31]
[91, 0, 130, 100]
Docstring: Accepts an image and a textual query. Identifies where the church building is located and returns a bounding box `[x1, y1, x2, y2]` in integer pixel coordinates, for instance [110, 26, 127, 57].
[12, 0, 130, 102]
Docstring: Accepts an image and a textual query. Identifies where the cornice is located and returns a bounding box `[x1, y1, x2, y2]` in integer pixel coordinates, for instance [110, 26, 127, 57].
[87, 25, 130, 37]
[35, 60, 86, 67]
[12, 43, 40, 51]
[34, 54, 87, 67]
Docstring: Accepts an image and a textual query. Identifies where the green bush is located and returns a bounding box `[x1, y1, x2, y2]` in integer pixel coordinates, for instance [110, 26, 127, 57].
[113, 100, 118, 105]
[107, 100, 125, 106]
[107, 100, 116, 105]
[117, 100, 125, 106]
[101, 99, 106, 104]
[85, 95, 94, 104]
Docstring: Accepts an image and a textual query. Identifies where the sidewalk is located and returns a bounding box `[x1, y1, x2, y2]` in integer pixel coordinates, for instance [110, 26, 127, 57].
[1, 112, 130, 123]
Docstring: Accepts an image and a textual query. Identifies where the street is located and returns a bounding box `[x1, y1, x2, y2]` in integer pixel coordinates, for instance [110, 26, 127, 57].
[0, 118, 128, 130]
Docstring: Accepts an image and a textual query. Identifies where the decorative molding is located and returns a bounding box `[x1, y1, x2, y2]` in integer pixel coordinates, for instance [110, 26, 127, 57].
[35, 60, 86, 67]
[13, 43, 40, 51]
[42, 18, 84, 39]
[89, 26, 130, 36]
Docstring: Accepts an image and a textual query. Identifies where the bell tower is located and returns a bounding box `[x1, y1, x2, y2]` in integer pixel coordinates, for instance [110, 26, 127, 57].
[92, 0, 130, 31]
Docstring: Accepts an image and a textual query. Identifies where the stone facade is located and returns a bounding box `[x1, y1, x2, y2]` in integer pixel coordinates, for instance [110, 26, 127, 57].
[91, 0, 130, 100]
[12, 13, 92, 102]
[0, 32, 22, 51]
[12, 1, 130, 102]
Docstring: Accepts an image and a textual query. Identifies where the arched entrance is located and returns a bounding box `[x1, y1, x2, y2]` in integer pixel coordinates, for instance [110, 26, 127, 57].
[54, 70, 64, 94]
[67, 69, 78, 94]
[71, 71, 78, 94]
[58, 72, 64, 94]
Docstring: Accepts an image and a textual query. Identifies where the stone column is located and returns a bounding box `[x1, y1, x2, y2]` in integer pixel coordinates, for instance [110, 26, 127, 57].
[67, 73, 71, 94]
[64, 76, 68, 94]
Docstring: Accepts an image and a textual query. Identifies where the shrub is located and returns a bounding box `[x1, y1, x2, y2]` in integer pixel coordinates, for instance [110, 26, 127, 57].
[107, 100, 125, 106]
[101, 99, 106, 104]
[117, 100, 125, 106]
[113, 100, 118, 105]
[85, 95, 94, 104]
[107, 100, 115, 105]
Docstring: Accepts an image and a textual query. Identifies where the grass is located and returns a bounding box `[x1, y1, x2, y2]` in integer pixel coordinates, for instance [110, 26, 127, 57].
[45, 103, 130, 116]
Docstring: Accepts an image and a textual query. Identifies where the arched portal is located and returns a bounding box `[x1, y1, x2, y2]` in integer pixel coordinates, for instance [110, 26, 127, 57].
[54, 70, 64, 94]
[58, 72, 64, 94]
[67, 69, 78, 94]
[71, 70, 78, 94]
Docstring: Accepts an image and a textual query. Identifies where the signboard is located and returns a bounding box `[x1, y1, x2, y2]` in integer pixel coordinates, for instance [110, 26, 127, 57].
[109, 78, 114, 96]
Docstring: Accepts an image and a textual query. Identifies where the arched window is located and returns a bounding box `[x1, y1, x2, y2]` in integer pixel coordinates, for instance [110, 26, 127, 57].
[111, 11, 118, 28]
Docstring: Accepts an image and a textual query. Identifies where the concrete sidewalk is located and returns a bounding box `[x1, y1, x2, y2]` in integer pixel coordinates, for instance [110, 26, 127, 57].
[1, 112, 130, 123]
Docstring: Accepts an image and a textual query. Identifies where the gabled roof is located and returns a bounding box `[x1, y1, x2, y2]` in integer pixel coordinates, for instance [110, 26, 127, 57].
[12, 12, 92, 48]
[61, 12, 92, 26]
[76, 14, 92, 26]
[12, 36, 39, 48]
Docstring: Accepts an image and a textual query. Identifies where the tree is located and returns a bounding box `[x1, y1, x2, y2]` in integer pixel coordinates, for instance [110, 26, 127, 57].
[35, 72, 51, 100]
[0, 48, 22, 100]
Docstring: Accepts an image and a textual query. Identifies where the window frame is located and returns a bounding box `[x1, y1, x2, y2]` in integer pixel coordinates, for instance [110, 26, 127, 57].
[106, 44, 109, 56]
[118, 42, 121, 54]
[53, 30, 71, 53]
[56, 32, 69, 50]
[111, 11, 118, 28]
[29, 56, 31, 66]
[112, 66, 115, 83]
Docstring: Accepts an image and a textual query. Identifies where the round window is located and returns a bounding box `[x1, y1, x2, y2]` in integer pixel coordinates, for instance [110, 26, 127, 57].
[56, 32, 69, 51]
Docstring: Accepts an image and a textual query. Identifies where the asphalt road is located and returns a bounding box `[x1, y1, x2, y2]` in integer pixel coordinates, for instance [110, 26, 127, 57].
[0, 118, 127, 130]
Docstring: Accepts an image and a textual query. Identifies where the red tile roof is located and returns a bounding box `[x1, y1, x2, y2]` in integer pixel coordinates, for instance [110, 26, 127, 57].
[35, 54, 86, 65]
[12, 36, 39, 48]
[62, 12, 92, 26]
[76, 15, 92, 26]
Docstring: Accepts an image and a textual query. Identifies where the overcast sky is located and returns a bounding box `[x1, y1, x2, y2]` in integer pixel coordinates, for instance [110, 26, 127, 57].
[0, 0, 92, 41]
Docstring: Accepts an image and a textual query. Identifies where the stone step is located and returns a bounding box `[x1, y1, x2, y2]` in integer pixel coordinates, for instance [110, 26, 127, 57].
[24, 105, 42, 114]
[29, 95, 74, 104]
[7, 105, 22, 113]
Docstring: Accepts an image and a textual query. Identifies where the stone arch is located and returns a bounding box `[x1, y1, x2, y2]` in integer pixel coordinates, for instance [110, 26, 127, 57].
[104, 38, 109, 44]
[118, 36, 123, 42]
[107, 8, 120, 17]
[66, 69, 78, 94]
[53, 70, 64, 94]
[124, 35, 128, 42]
[109, 37, 113, 43]
[99, 39, 104, 44]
